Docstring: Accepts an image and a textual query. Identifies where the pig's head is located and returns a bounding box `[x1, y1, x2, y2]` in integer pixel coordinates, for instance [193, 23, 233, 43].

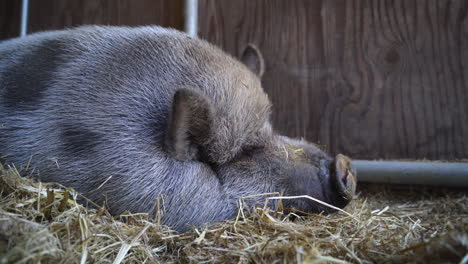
[213, 135, 357, 214]
[164, 42, 357, 215]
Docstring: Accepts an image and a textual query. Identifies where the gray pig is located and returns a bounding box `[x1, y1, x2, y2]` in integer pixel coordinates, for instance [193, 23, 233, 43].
[0, 26, 356, 232]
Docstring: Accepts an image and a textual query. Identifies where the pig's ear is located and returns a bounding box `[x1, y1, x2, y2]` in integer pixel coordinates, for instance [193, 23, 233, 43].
[165, 89, 213, 161]
[240, 43, 265, 78]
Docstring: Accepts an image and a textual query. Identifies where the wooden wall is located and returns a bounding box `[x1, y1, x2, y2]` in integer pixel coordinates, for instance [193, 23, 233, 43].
[1, 0, 467, 160]
[0, 1, 22, 40]
[199, 0, 468, 160]
[0, 0, 183, 40]
[27, 0, 184, 33]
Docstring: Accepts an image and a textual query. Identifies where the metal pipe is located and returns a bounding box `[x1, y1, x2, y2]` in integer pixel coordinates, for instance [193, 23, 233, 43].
[20, 0, 29, 37]
[184, 0, 198, 37]
[354, 160, 468, 187]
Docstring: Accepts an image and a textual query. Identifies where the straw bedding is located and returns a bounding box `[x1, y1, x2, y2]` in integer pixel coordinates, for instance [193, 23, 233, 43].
[0, 163, 466, 264]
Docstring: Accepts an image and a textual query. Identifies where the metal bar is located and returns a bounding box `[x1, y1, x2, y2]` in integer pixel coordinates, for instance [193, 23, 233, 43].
[184, 0, 198, 37]
[20, 0, 29, 37]
[354, 160, 468, 187]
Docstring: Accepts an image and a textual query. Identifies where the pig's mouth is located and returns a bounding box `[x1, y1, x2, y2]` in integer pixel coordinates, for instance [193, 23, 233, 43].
[282, 154, 357, 215]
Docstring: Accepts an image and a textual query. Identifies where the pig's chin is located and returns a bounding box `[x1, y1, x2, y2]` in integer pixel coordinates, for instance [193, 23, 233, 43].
[280, 161, 353, 215]
[278, 164, 328, 214]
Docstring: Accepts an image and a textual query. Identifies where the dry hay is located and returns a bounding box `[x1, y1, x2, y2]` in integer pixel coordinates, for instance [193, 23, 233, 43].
[0, 163, 467, 264]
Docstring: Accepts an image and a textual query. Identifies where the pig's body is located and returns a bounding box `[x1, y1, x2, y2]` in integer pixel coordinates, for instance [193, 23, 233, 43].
[0, 26, 356, 232]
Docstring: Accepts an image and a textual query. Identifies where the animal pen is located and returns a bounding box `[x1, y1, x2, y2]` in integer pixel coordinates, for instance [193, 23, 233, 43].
[0, 0, 467, 263]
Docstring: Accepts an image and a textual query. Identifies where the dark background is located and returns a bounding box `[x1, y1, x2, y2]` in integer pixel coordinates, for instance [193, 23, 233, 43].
[1, 0, 467, 161]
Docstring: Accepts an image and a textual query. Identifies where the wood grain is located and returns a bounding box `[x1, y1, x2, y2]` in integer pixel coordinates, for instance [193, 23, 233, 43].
[3, 0, 467, 160]
[0, 0, 22, 40]
[199, 0, 468, 160]
[27, 0, 184, 33]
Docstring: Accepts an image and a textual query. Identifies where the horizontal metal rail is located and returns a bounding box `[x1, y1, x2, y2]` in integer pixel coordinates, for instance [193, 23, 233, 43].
[354, 160, 468, 187]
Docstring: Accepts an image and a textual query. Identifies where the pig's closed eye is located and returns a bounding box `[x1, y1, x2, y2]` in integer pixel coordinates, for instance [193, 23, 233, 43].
[227, 145, 266, 163]
[241, 145, 265, 156]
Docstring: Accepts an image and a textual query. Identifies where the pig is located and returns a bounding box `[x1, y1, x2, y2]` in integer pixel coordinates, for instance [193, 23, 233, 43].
[0, 26, 356, 232]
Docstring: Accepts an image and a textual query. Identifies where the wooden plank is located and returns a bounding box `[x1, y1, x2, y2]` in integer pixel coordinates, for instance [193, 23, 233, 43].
[199, 0, 468, 160]
[27, 0, 184, 33]
[0, 0, 22, 40]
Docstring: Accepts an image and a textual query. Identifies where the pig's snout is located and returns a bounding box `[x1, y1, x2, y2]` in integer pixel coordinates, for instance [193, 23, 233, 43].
[332, 154, 357, 202]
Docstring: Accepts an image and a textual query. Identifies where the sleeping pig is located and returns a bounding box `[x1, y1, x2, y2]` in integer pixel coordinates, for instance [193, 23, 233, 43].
[0, 26, 356, 232]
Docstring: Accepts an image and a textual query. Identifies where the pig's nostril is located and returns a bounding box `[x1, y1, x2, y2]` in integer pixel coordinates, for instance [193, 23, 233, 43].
[342, 170, 349, 183]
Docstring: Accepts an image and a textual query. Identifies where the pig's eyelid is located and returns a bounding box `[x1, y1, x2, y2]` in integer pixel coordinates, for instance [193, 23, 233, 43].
[242, 145, 265, 153]
[223, 145, 263, 162]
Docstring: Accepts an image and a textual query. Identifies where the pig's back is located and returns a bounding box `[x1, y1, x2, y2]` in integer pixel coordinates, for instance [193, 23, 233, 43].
[0, 26, 208, 183]
[0, 26, 271, 223]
